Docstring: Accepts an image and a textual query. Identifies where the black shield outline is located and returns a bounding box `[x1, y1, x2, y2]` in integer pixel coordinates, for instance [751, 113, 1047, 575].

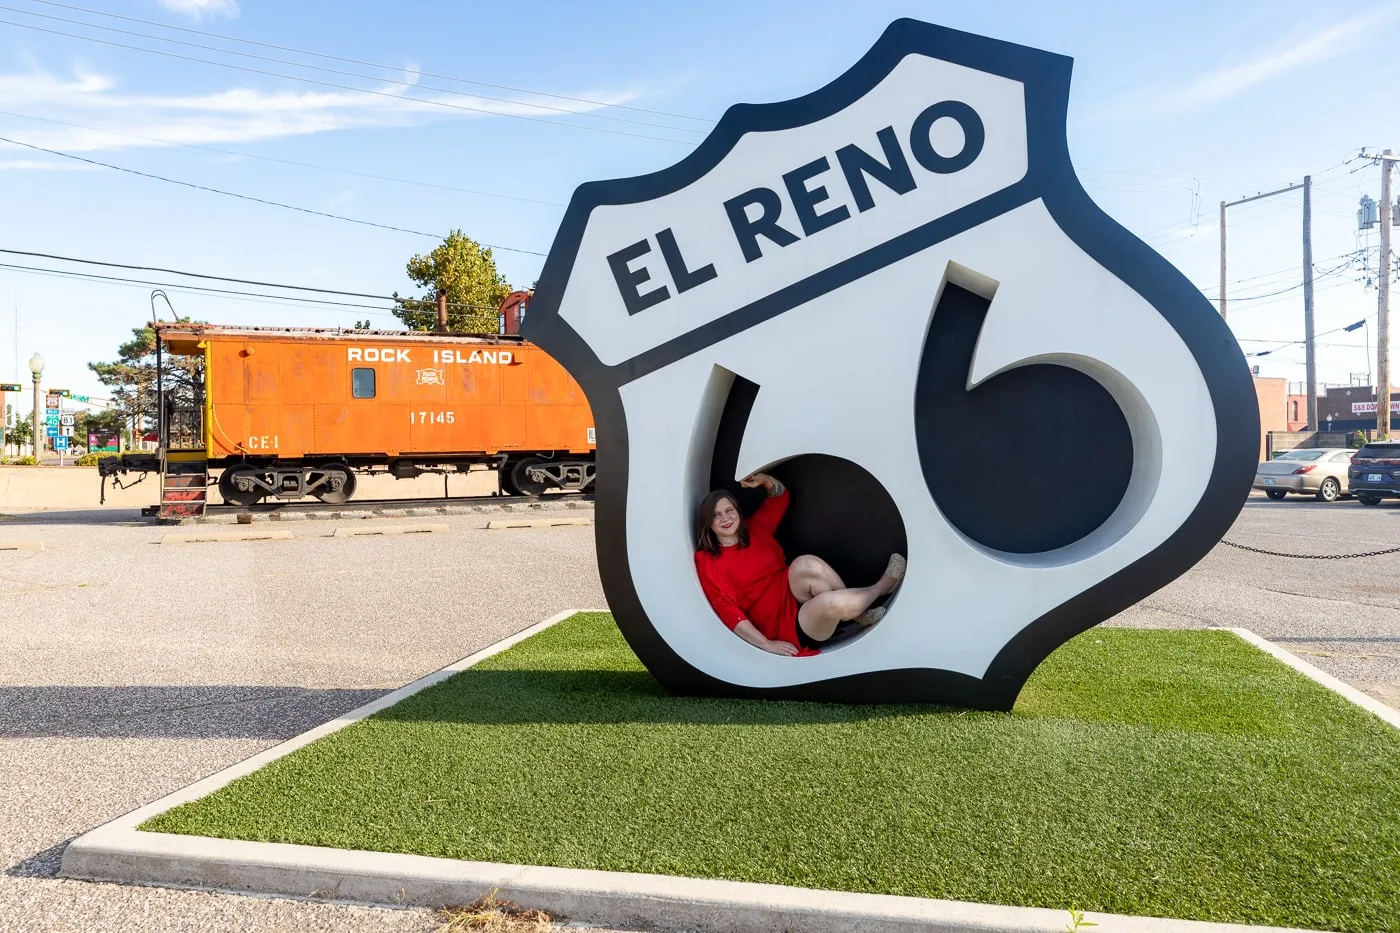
[524, 19, 1258, 710]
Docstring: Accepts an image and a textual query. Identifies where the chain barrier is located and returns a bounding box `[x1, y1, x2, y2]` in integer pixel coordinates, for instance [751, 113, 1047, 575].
[1220, 540, 1400, 560]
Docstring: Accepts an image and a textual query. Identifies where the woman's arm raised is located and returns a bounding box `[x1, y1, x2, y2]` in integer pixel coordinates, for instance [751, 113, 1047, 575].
[743, 472, 789, 538]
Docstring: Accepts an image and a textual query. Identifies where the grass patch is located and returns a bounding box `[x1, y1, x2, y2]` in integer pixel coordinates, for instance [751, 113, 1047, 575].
[144, 614, 1400, 932]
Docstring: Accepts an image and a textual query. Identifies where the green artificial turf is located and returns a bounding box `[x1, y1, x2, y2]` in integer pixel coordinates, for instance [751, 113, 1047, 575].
[144, 614, 1400, 932]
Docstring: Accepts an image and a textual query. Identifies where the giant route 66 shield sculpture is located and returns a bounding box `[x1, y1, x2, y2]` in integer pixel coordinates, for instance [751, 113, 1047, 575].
[524, 19, 1258, 710]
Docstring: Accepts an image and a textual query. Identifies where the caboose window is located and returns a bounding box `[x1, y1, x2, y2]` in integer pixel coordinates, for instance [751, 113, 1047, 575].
[351, 367, 376, 399]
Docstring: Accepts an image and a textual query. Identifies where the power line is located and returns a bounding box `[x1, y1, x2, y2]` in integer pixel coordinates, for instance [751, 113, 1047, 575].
[0, 260, 503, 322]
[20, 0, 712, 125]
[0, 16, 694, 145]
[0, 247, 505, 310]
[0, 135, 547, 256]
[1213, 254, 1360, 304]
[0, 109, 566, 208]
[0, 4, 704, 136]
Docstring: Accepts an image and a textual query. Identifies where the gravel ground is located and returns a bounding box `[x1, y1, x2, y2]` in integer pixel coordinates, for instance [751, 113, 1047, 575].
[0, 508, 607, 933]
[0, 493, 1396, 932]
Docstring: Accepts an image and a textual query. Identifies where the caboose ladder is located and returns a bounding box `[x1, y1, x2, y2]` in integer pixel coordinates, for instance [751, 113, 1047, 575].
[158, 454, 209, 520]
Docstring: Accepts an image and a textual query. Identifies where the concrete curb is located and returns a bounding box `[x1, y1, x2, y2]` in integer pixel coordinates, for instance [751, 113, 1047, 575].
[188, 498, 595, 525]
[58, 623, 1359, 933]
[161, 529, 295, 544]
[331, 523, 449, 537]
[1218, 627, 1400, 729]
[486, 516, 593, 529]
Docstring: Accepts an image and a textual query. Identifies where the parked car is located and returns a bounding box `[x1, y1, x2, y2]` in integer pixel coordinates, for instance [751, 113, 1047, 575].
[1347, 441, 1400, 506]
[1253, 447, 1355, 502]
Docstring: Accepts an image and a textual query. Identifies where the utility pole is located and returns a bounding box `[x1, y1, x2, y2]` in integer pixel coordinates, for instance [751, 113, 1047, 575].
[1361, 150, 1398, 439]
[1219, 183, 1304, 321]
[1219, 200, 1228, 321]
[1219, 183, 1308, 425]
[1381, 151, 1393, 440]
[1302, 175, 1316, 430]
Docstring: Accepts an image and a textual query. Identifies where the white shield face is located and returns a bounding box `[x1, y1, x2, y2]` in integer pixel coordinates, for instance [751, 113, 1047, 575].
[525, 20, 1257, 709]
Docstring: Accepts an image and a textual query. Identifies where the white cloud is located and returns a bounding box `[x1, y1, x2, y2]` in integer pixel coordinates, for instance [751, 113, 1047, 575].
[0, 63, 643, 155]
[1090, 8, 1398, 122]
[155, 0, 240, 20]
[1174, 13, 1378, 109]
[0, 159, 98, 171]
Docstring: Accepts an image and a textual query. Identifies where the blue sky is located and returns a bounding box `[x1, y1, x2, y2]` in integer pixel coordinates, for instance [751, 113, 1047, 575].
[2, 0, 1399, 408]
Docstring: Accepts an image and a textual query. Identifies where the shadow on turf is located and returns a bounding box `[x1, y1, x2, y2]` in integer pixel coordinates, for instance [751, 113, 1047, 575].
[0, 685, 386, 739]
[377, 668, 972, 726]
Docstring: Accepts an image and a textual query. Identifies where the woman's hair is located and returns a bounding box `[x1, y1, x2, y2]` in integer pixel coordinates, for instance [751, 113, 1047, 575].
[696, 489, 748, 557]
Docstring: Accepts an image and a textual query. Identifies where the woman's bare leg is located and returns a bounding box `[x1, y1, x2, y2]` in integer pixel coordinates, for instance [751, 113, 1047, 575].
[787, 555, 844, 603]
[796, 574, 898, 642]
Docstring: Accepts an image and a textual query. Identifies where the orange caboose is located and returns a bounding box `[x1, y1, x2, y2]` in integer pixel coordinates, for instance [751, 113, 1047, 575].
[106, 323, 595, 514]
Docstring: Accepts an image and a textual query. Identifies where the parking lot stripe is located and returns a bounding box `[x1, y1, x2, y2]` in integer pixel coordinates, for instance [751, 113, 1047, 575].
[160, 529, 295, 544]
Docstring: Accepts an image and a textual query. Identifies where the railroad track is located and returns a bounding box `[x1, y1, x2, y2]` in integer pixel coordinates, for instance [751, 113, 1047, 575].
[147, 493, 594, 518]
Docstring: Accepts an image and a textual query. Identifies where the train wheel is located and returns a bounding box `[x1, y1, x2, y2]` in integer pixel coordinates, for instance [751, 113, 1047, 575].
[219, 465, 264, 507]
[509, 457, 548, 497]
[313, 463, 357, 504]
[498, 463, 521, 497]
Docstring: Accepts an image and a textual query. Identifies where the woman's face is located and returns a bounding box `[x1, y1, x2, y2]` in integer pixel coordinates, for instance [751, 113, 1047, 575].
[711, 497, 740, 539]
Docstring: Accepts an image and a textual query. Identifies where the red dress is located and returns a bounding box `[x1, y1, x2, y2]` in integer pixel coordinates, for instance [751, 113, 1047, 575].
[695, 490, 806, 650]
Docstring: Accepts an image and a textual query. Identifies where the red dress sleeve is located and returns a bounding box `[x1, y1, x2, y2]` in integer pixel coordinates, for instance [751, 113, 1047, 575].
[748, 488, 790, 539]
[695, 552, 746, 630]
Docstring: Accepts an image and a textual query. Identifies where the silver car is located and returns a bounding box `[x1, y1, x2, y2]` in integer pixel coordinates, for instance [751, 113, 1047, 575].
[1253, 448, 1355, 502]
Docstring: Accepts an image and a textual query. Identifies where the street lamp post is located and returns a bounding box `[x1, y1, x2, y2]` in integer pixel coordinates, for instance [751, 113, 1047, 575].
[28, 353, 43, 460]
[1344, 319, 1374, 401]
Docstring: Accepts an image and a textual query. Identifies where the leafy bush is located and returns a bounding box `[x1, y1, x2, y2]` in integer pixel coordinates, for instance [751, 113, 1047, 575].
[75, 450, 122, 466]
[0, 455, 40, 465]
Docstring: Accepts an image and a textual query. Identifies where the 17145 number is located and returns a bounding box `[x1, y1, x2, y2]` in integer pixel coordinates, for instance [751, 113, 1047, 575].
[409, 411, 456, 424]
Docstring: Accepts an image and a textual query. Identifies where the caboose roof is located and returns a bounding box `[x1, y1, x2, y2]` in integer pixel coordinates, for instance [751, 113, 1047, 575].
[156, 322, 526, 356]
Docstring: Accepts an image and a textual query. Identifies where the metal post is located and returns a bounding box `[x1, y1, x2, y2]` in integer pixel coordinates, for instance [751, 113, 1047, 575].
[1379, 151, 1393, 440]
[156, 329, 164, 456]
[1218, 200, 1227, 321]
[436, 289, 448, 334]
[31, 372, 40, 460]
[1303, 175, 1316, 430]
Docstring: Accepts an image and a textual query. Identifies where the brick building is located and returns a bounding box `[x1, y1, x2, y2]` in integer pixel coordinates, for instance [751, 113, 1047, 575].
[1253, 376, 1286, 461]
[1316, 385, 1400, 436]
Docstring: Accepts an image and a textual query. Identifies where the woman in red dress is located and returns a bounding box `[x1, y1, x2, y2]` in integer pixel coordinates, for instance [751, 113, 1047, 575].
[694, 472, 905, 657]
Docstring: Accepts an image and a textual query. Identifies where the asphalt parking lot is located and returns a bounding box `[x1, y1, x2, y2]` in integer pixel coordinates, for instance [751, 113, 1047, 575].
[0, 494, 1396, 932]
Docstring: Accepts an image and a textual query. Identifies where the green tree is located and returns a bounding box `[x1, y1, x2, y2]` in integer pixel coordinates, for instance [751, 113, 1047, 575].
[74, 407, 127, 449]
[6, 411, 32, 453]
[392, 230, 510, 333]
[89, 320, 203, 449]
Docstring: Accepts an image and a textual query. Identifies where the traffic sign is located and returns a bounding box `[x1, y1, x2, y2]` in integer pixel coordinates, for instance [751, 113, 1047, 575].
[70, 394, 90, 403]
[60, 425, 73, 437]
[60, 414, 74, 427]
[54, 435, 68, 450]
[45, 425, 57, 438]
